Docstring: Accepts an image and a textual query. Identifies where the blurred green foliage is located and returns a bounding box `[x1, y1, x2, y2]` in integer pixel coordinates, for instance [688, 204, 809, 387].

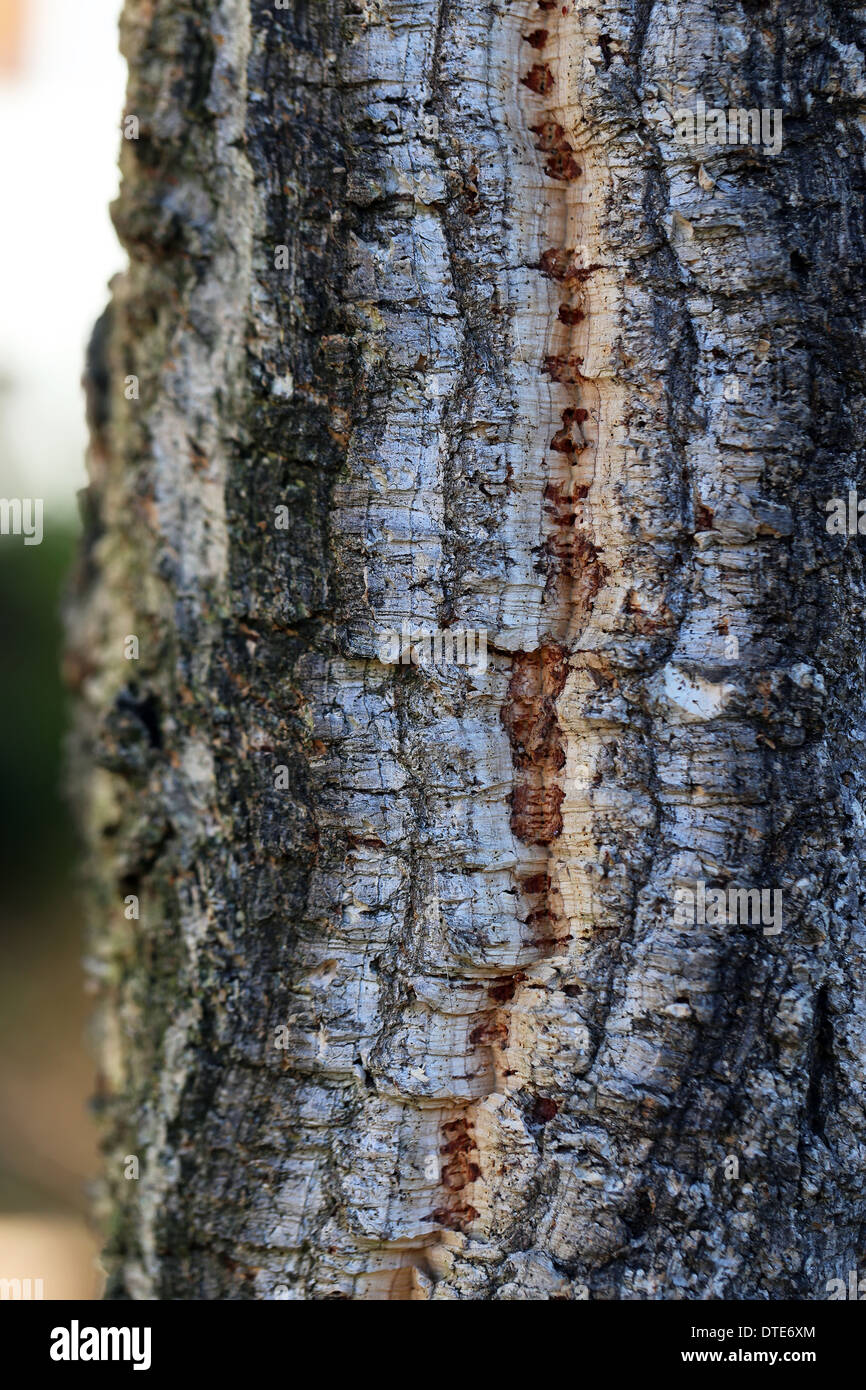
[0, 518, 80, 911]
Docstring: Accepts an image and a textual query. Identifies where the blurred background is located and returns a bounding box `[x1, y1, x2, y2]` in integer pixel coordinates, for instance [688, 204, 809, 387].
[0, 0, 125, 1299]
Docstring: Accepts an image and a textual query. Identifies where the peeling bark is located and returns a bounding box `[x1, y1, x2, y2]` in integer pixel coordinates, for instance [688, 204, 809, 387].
[68, 0, 866, 1300]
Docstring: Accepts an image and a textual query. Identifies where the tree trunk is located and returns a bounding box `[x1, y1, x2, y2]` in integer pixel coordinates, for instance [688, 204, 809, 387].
[67, 0, 866, 1300]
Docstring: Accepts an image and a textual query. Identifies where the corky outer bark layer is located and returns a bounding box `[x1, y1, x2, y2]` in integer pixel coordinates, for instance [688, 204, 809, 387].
[67, 0, 866, 1299]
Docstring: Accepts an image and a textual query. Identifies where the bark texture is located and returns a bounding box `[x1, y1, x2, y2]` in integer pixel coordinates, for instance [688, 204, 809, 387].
[68, 0, 866, 1299]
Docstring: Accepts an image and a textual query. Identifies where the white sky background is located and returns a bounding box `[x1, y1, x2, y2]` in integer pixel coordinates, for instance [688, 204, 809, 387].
[0, 0, 126, 515]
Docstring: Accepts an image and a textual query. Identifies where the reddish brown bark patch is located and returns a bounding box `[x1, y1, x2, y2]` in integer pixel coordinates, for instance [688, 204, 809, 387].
[537, 247, 578, 281]
[550, 533, 608, 606]
[428, 1117, 482, 1230]
[544, 352, 585, 384]
[501, 646, 568, 772]
[502, 647, 568, 845]
[519, 872, 551, 895]
[510, 784, 565, 844]
[488, 971, 526, 1003]
[468, 1015, 509, 1048]
[521, 63, 555, 94]
[530, 120, 582, 181]
[532, 1096, 560, 1124]
[428, 1203, 479, 1232]
[545, 149, 582, 181]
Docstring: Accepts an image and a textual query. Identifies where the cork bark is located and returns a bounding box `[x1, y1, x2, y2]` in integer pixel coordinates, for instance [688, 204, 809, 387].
[67, 0, 866, 1300]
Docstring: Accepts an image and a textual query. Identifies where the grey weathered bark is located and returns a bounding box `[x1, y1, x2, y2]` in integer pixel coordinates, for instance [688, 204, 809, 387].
[67, 0, 866, 1300]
